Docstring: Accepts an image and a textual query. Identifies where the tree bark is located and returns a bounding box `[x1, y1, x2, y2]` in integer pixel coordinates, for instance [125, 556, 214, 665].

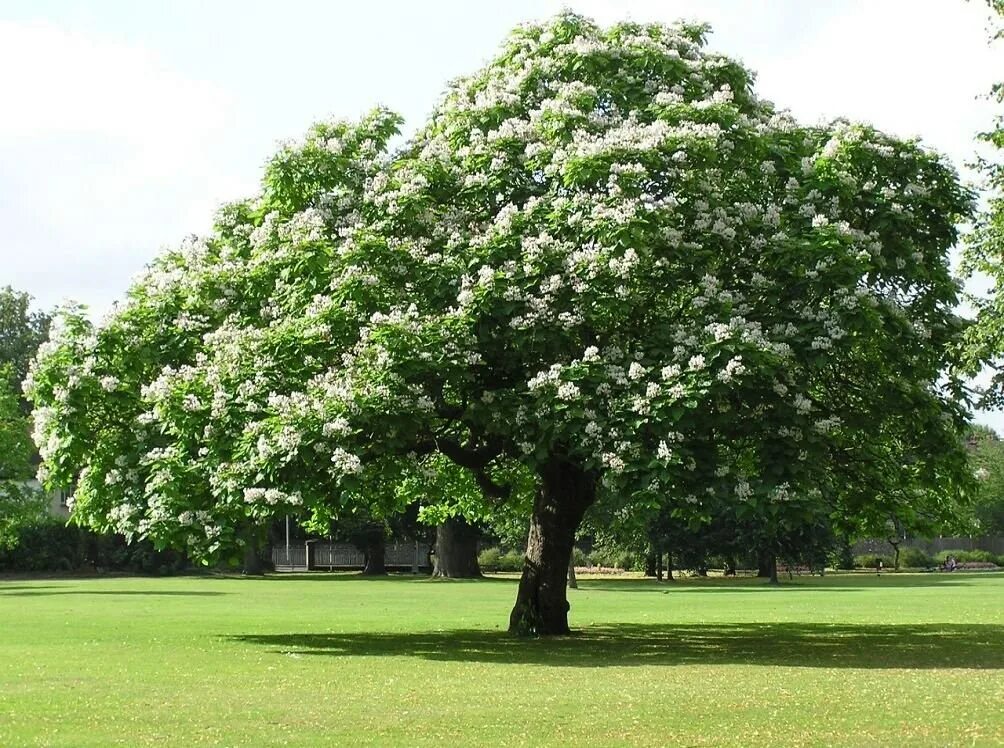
[644, 552, 657, 577]
[361, 535, 386, 576]
[666, 552, 674, 581]
[432, 515, 482, 578]
[767, 555, 779, 585]
[241, 522, 264, 576]
[508, 457, 596, 636]
[757, 549, 773, 578]
[889, 540, 901, 572]
[567, 555, 578, 589]
[655, 550, 664, 582]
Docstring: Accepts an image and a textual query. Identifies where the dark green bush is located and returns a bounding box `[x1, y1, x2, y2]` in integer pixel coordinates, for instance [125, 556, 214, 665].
[588, 544, 645, 570]
[0, 518, 188, 574]
[830, 543, 856, 571]
[499, 550, 524, 571]
[477, 547, 501, 570]
[477, 547, 524, 572]
[934, 549, 996, 564]
[898, 548, 935, 568]
[853, 554, 894, 569]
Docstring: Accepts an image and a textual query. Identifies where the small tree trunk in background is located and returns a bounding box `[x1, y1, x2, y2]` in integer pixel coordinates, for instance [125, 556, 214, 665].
[567, 555, 578, 589]
[889, 540, 901, 572]
[767, 555, 779, 585]
[655, 550, 664, 582]
[666, 553, 675, 581]
[241, 522, 264, 576]
[361, 535, 386, 576]
[432, 515, 482, 578]
[757, 548, 773, 578]
[644, 552, 657, 577]
[508, 457, 595, 636]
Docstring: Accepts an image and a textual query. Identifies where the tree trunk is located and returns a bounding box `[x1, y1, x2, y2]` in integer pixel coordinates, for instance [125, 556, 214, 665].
[644, 552, 657, 577]
[508, 457, 596, 636]
[757, 548, 773, 578]
[890, 541, 901, 572]
[655, 550, 664, 582]
[241, 523, 264, 576]
[432, 515, 482, 578]
[767, 555, 779, 585]
[666, 553, 674, 581]
[243, 543, 263, 575]
[361, 535, 386, 576]
[567, 556, 578, 589]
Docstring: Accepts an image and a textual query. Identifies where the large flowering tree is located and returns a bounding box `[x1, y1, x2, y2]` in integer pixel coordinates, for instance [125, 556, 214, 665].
[29, 14, 973, 634]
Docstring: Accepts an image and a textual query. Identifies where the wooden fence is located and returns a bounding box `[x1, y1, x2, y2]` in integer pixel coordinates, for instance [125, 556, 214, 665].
[272, 541, 431, 572]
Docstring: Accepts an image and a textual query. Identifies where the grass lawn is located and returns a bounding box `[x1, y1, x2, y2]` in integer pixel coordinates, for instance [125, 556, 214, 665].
[1, 572, 1002, 747]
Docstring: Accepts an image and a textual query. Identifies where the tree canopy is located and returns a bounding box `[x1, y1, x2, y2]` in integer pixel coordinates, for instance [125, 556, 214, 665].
[0, 286, 50, 408]
[0, 365, 46, 547]
[28, 13, 975, 633]
[962, 2, 1004, 408]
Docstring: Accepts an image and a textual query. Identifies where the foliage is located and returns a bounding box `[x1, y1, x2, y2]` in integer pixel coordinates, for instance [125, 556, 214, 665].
[853, 553, 894, 569]
[0, 517, 188, 574]
[476, 546, 524, 572]
[26, 14, 976, 581]
[897, 547, 936, 568]
[0, 286, 50, 405]
[933, 548, 998, 564]
[585, 542, 645, 571]
[962, 2, 1004, 404]
[0, 366, 46, 547]
[967, 425, 1004, 534]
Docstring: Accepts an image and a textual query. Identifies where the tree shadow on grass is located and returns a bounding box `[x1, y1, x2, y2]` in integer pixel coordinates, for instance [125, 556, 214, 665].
[0, 589, 226, 597]
[231, 622, 1004, 670]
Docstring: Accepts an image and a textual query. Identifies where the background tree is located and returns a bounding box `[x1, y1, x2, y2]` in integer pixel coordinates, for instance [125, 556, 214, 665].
[29, 13, 975, 635]
[0, 365, 46, 547]
[0, 286, 50, 409]
[967, 425, 1004, 534]
[962, 1, 1004, 401]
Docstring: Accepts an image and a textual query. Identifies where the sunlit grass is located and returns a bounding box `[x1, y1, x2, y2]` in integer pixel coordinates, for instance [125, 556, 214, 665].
[1, 572, 1002, 746]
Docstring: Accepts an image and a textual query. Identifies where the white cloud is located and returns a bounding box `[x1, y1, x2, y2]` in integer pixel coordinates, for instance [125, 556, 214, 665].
[0, 20, 228, 144]
[0, 20, 243, 315]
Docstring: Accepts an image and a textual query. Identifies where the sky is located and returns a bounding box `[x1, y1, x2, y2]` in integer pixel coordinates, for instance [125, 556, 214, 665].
[1, 0, 1002, 420]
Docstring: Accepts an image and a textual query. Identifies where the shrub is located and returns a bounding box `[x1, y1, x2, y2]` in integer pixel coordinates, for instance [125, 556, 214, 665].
[934, 549, 996, 565]
[477, 547, 501, 571]
[477, 547, 525, 572]
[0, 518, 188, 574]
[830, 543, 856, 571]
[499, 550, 524, 572]
[589, 545, 645, 571]
[853, 554, 894, 569]
[898, 548, 935, 568]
